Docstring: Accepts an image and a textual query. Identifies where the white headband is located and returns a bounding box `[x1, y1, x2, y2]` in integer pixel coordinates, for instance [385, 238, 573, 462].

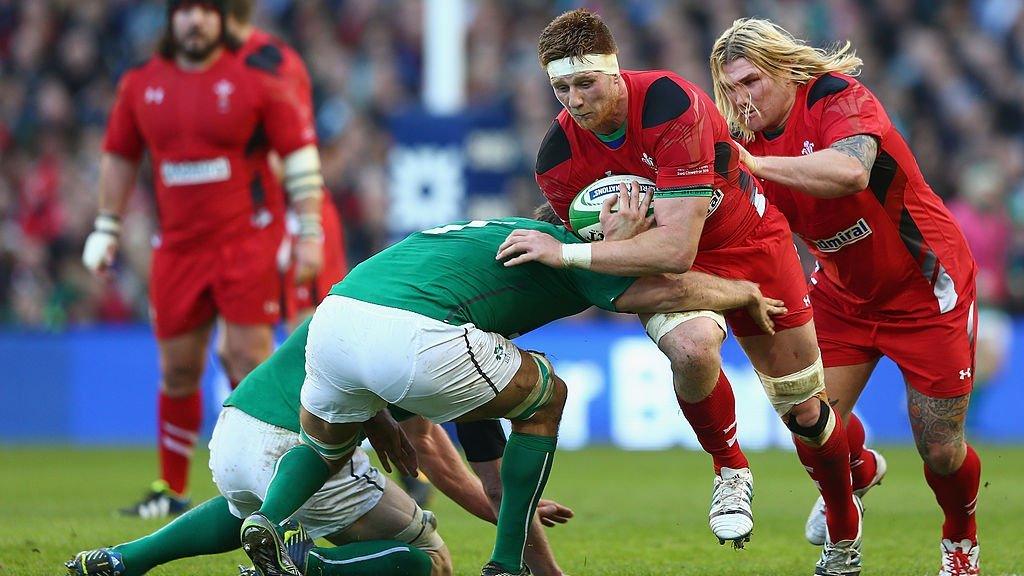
[546, 53, 620, 79]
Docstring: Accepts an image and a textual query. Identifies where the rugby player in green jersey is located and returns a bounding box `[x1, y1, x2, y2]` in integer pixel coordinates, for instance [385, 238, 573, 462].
[64, 315, 574, 576]
[237, 216, 785, 576]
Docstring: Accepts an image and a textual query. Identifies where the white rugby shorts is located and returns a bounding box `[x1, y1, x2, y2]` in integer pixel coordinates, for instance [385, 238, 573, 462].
[208, 407, 385, 538]
[301, 295, 522, 424]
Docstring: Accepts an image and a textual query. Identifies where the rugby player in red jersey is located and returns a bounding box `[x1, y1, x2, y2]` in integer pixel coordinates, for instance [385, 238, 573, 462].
[81, 0, 322, 518]
[711, 19, 981, 576]
[496, 10, 861, 573]
[224, 0, 347, 331]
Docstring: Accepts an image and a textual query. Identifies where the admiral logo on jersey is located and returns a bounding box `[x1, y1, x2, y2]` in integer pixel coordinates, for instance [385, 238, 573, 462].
[812, 218, 872, 253]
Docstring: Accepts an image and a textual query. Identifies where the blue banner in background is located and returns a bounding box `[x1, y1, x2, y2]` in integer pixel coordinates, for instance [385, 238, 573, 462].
[387, 105, 520, 241]
[0, 318, 1020, 446]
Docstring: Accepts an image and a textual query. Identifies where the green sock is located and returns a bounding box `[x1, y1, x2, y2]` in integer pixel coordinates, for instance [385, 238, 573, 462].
[259, 444, 332, 524]
[113, 496, 242, 576]
[489, 432, 557, 572]
[305, 540, 432, 576]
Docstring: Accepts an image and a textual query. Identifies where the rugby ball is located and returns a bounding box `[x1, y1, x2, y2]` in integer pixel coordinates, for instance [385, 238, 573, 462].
[568, 174, 656, 242]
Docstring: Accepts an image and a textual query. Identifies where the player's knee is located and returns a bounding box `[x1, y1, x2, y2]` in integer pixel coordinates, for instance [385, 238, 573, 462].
[161, 362, 202, 395]
[662, 324, 722, 371]
[222, 345, 266, 380]
[919, 440, 967, 476]
[507, 353, 565, 424]
[785, 396, 835, 446]
[395, 506, 448, 575]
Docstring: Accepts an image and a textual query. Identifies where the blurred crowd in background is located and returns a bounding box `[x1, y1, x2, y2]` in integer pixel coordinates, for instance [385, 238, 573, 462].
[3, 0, 1024, 329]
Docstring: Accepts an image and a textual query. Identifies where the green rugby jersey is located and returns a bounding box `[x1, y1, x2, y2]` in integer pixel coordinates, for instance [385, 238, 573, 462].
[226, 218, 636, 429]
[332, 218, 636, 338]
[225, 318, 311, 432]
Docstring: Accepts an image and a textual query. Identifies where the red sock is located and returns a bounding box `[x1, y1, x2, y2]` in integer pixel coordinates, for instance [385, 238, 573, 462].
[924, 444, 980, 543]
[793, 409, 858, 541]
[678, 371, 749, 474]
[157, 391, 202, 496]
[845, 413, 878, 491]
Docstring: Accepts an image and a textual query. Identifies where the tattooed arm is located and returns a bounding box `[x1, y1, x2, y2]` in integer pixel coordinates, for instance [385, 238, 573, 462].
[738, 134, 879, 199]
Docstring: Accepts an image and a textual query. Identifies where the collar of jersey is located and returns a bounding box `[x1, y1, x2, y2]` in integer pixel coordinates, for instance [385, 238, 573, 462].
[763, 125, 785, 140]
[595, 120, 628, 149]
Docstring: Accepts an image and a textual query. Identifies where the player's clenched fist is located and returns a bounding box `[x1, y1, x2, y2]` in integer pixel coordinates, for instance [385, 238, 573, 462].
[81, 214, 121, 274]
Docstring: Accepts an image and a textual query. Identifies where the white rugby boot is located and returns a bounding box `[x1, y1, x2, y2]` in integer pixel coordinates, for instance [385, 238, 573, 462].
[709, 466, 754, 548]
[806, 449, 887, 545]
[938, 538, 980, 576]
[814, 495, 863, 576]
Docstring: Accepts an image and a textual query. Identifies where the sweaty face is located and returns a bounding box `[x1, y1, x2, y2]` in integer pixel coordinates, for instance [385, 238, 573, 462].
[172, 4, 222, 63]
[550, 72, 620, 133]
[721, 57, 795, 133]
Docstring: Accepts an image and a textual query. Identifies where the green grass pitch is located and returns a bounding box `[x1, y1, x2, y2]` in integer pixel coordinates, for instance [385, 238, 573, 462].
[1, 445, 1020, 575]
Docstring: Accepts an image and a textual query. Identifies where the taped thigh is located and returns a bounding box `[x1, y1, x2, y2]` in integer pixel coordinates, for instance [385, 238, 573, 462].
[505, 352, 555, 421]
[756, 354, 826, 416]
[644, 310, 727, 345]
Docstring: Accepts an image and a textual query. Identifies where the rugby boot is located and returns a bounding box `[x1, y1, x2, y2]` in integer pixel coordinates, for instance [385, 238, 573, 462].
[709, 466, 754, 548]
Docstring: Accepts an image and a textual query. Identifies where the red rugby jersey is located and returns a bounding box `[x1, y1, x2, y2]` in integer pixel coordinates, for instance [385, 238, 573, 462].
[746, 72, 976, 317]
[536, 70, 766, 252]
[239, 29, 314, 112]
[103, 50, 316, 249]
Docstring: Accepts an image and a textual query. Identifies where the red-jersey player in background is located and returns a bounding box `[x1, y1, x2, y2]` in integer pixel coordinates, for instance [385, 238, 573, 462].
[712, 19, 981, 576]
[224, 0, 347, 332]
[81, 0, 323, 518]
[496, 10, 862, 574]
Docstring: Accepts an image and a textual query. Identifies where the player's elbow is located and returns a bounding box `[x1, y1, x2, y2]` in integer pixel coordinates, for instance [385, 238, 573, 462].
[662, 247, 695, 275]
[848, 167, 870, 192]
[834, 162, 870, 195]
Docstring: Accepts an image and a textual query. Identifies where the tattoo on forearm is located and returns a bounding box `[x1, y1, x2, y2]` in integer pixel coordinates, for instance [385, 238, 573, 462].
[830, 134, 879, 172]
[906, 386, 969, 454]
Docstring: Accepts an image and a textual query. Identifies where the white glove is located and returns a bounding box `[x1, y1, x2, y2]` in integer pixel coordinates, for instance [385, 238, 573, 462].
[82, 214, 121, 273]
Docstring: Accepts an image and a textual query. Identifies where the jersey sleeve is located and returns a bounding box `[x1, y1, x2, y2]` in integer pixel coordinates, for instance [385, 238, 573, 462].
[651, 107, 715, 194]
[256, 73, 318, 156]
[556, 231, 637, 310]
[565, 266, 638, 311]
[102, 72, 145, 160]
[817, 80, 886, 147]
[535, 170, 576, 224]
[280, 45, 316, 127]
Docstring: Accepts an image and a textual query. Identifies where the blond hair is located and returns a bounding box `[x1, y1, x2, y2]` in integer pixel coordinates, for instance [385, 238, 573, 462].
[710, 18, 863, 140]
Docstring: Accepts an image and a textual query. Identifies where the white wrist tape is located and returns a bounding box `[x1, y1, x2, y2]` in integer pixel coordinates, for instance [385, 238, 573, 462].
[296, 212, 323, 239]
[546, 53, 620, 79]
[561, 243, 592, 269]
[94, 214, 122, 235]
[283, 145, 324, 202]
